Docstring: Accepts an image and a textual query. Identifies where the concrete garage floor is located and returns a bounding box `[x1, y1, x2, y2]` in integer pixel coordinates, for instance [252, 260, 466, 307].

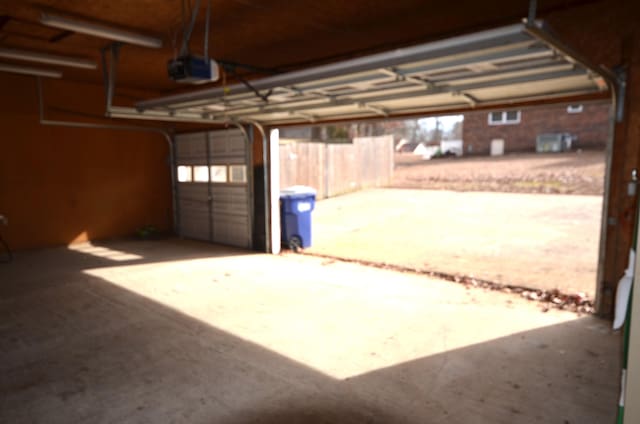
[307, 188, 602, 298]
[0, 239, 619, 423]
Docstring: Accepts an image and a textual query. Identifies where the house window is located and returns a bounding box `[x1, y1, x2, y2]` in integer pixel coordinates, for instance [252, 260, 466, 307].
[177, 166, 192, 182]
[489, 111, 503, 123]
[488, 110, 521, 125]
[567, 104, 584, 114]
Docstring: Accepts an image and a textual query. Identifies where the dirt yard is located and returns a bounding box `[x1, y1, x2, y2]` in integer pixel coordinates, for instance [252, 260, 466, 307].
[392, 150, 605, 195]
[299, 151, 606, 299]
[306, 189, 602, 298]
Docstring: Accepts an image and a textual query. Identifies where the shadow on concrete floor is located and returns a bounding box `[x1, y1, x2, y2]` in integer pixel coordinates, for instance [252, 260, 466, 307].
[0, 239, 620, 423]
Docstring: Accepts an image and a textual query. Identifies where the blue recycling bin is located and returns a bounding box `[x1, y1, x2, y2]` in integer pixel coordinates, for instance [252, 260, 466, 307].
[280, 186, 316, 251]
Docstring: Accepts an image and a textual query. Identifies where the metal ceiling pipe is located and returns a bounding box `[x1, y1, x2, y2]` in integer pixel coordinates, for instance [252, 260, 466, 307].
[36, 77, 179, 235]
[101, 43, 121, 112]
[98, 42, 225, 124]
[0, 63, 62, 78]
[0, 47, 96, 69]
[40, 12, 163, 49]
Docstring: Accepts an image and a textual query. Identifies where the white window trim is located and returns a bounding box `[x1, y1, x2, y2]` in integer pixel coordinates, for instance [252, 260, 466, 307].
[567, 104, 584, 114]
[488, 110, 521, 125]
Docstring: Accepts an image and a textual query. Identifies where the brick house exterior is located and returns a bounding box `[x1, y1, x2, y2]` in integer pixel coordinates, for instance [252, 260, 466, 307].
[462, 101, 610, 155]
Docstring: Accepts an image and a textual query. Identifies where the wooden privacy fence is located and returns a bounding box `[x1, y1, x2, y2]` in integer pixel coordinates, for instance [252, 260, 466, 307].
[279, 135, 394, 199]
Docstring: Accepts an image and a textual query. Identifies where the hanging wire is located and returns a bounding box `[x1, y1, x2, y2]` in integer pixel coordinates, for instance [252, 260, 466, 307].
[180, 0, 202, 57]
[177, 0, 187, 58]
[171, 27, 179, 60]
[204, 0, 211, 61]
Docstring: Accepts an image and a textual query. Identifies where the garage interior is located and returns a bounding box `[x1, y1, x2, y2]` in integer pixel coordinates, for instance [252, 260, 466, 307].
[1, 0, 639, 423]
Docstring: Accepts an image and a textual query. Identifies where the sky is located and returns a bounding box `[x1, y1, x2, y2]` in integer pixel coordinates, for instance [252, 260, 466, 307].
[417, 114, 463, 131]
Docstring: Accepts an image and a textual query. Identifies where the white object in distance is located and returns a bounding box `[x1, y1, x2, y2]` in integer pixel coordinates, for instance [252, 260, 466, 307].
[40, 12, 163, 49]
[613, 248, 636, 330]
[0, 63, 62, 78]
[0, 47, 96, 69]
[567, 104, 584, 114]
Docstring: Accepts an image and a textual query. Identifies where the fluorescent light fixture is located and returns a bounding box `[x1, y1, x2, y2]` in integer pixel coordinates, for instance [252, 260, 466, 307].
[0, 47, 96, 69]
[40, 12, 163, 49]
[0, 63, 62, 78]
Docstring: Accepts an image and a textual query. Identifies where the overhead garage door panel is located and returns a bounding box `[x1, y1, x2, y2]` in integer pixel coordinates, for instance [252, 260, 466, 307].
[176, 132, 208, 165]
[177, 175, 210, 241]
[131, 21, 609, 126]
[209, 131, 246, 162]
[175, 128, 252, 248]
[468, 75, 599, 102]
[211, 214, 250, 247]
[211, 186, 249, 215]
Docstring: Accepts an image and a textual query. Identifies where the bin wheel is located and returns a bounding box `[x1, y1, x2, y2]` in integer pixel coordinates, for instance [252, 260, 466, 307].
[289, 236, 302, 253]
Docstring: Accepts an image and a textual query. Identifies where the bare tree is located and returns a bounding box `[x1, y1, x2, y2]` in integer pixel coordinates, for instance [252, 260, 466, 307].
[448, 120, 463, 140]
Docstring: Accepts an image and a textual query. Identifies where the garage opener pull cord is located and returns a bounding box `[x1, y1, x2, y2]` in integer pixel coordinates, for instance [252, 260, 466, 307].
[179, 0, 202, 57]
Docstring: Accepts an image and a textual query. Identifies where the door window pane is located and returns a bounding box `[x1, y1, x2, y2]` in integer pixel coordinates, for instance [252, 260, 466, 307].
[210, 165, 227, 183]
[229, 165, 247, 183]
[193, 166, 209, 182]
[177, 166, 192, 182]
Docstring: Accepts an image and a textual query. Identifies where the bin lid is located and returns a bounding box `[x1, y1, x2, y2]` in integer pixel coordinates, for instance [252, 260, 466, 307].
[280, 185, 317, 199]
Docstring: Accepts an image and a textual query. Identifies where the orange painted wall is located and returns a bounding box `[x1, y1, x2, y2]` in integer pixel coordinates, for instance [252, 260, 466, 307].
[0, 74, 172, 250]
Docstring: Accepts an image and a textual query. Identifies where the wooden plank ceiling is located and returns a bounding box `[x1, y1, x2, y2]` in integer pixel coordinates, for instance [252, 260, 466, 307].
[0, 0, 603, 94]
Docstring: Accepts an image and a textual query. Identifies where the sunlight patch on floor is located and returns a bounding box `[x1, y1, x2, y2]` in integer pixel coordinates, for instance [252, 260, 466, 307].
[83, 254, 580, 379]
[69, 242, 143, 261]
